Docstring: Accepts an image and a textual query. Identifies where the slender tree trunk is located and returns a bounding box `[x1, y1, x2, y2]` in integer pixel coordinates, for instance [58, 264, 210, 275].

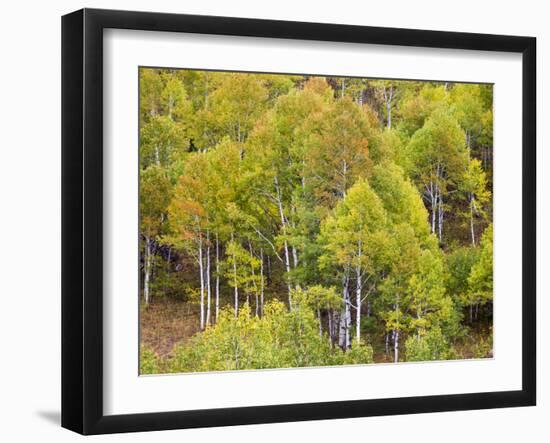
[468, 133, 476, 246]
[383, 84, 394, 129]
[434, 163, 444, 242]
[206, 231, 211, 326]
[154, 146, 160, 165]
[231, 233, 238, 317]
[385, 332, 390, 357]
[317, 307, 323, 337]
[248, 240, 259, 316]
[215, 233, 220, 322]
[198, 236, 205, 330]
[355, 241, 363, 344]
[274, 175, 293, 308]
[438, 188, 444, 242]
[260, 248, 264, 316]
[394, 330, 399, 363]
[339, 271, 351, 350]
[341, 160, 348, 198]
[266, 254, 272, 285]
[358, 86, 364, 106]
[393, 299, 400, 363]
[327, 310, 333, 346]
[470, 196, 476, 246]
[292, 246, 298, 269]
[143, 236, 151, 305]
[162, 246, 170, 294]
[430, 180, 437, 234]
[333, 310, 339, 347]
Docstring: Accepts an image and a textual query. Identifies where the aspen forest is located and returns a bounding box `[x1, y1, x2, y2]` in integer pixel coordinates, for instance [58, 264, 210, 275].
[139, 68, 494, 374]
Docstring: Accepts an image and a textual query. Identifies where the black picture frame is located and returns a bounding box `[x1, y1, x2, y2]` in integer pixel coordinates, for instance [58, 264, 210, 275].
[62, 8, 536, 435]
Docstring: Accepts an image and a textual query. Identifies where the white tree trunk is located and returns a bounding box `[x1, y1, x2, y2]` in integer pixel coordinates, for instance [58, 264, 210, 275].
[248, 240, 259, 316]
[205, 231, 211, 326]
[429, 180, 436, 234]
[274, 175, 293, 308]
[341, 159, 348, 198]
[198, 236, 205, 330]
[334, 312, 338, 345]
[231, 233, 239, 317]
[383, 84, 394, 129]
[260, 248, 264, 316]
[470, 195, 476, 246]
[339, 272, 351, 350]
[154, 146, 160, 165]
[393, 299, 400, 363]
[435, 164, 444, 242]
[355, 241, 362, 344]
[438, 187, 444, 242]
[328, 310, 333, 345]
[394, 330, 399, 363]
[292, 246, 298, 269]
[143, 236, 151, 305]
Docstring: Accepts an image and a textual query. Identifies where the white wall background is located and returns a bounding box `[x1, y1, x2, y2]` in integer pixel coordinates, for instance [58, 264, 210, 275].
[0, 0, 546, 441]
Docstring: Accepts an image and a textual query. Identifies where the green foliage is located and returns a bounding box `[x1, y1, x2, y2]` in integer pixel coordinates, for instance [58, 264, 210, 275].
[406, 109, 467, 185]
[396, 84, 448, 137]
[170, 300, 373, 372]
[319, 179, 387, 274]
[224, 240, 261, 297]
[460, 158, 491, 241]
[450, 84, 484, 138]
[192, 73, 268, 149]
[405, 326, 453, 362]
[140, 346, 160, 374]
[339, 342, 374, 365]
[370, 163, 430, 241]
[468, 224, 493, 304]
[446, 246, 480, 308]
[140, 165, 172, 236]
[293, 285, 342, 310]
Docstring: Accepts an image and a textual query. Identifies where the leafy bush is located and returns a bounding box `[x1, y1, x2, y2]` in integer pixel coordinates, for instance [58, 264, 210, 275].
[338, 342, 374, 365]
[140, 346, 160, 374]
[169, 298, 373, 373]
[405, 326, 453, 362]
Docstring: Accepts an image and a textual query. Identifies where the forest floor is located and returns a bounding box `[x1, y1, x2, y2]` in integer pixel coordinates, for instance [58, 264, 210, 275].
[140, 300, 493, 364]
[140, 300, 199, 358]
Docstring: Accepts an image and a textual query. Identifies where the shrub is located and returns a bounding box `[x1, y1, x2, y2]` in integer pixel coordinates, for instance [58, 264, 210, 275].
[169, 299, 373, 373]
[140, 346, 160, 374]
[405, 326, 452, 362]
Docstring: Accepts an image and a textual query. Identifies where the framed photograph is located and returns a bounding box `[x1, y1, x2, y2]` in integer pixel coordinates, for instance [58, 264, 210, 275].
[61, 8, 536, 435]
